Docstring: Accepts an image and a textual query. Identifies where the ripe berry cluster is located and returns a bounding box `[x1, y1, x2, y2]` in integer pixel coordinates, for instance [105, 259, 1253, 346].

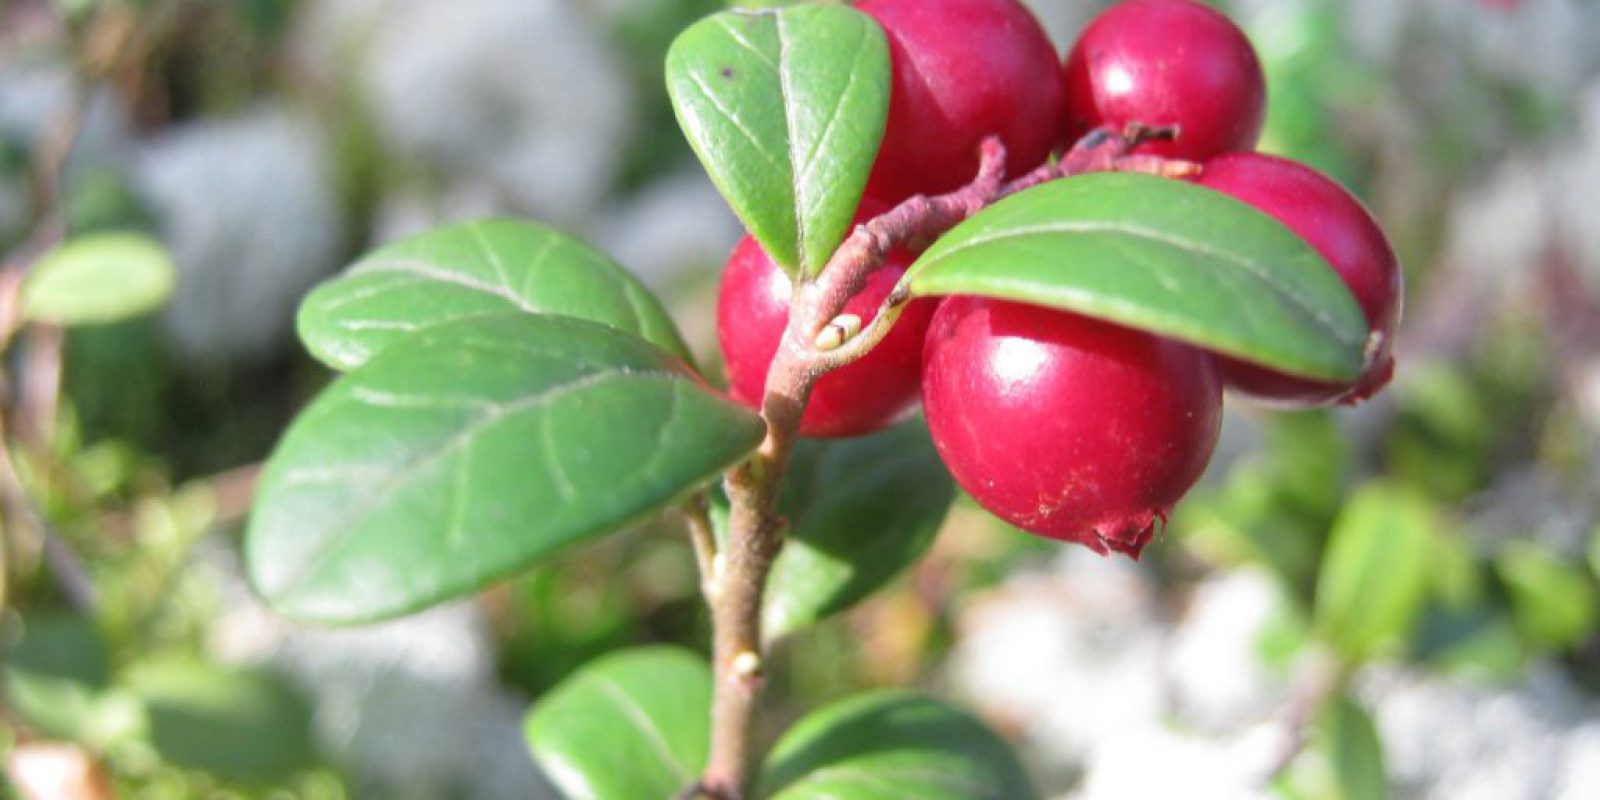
[717, 0, 1401, 558]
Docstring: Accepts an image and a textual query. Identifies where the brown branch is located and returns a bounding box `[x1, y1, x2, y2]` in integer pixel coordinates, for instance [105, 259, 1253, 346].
[696, 126, 1197, 799]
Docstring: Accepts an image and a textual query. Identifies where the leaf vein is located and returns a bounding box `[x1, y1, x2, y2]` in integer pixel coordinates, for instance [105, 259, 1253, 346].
[267, 369, 684, 599]
[917, 221, 1362, 349]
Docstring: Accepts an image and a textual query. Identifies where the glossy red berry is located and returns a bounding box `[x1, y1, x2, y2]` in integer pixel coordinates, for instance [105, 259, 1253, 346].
[922, 298, 1222, 557]
[1197, 152, 1402, 407]
[717, 236, 935, 439]
[1063, 0, 1265, 161]
[857, 0, 1067, 201]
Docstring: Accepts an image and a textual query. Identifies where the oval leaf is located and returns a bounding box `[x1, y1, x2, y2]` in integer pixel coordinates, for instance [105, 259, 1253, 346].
[758, 691, 1036, 800]
[666, 5, 889, 277]
[297, 219, 692, 371]
[3, 614, 111, 742]
[908, 173, 1369, 382]
[123, 657, 316, 784]
[1495, 543, 1598, 652]
[1315, 482, 1437, 661]
[1318, 693, 1389, 800]
[525, 647, 711, 800]
[22, 233, 176, 326]
[763, 420, 954, 638]
[246, 314, 766, 623]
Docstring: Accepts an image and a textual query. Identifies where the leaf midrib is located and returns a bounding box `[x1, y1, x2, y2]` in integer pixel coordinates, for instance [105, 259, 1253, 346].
[912, 219, 1365, 352]
[266, 368, 684, 601]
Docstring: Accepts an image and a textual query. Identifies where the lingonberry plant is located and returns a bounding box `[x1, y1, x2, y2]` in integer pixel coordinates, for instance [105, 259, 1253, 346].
[246, 1, 1399, 798]
[718, 209, 936, 438]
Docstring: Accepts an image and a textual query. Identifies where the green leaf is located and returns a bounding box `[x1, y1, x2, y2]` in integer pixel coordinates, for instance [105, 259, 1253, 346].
[123, 656, 315, 784]
[22, 233, 176, 326]
[297, 219, 693, 371]
[525, 647, 711, 800]
[1496, 543, 1598, 652]
[246, 314, 765, 623]
[666, 4, 889, 277]
[3, 614, 110, 741]
[763, 420, 954, 638]
[1314, 482, 1436, 661]
[907, 173, 1369, 382]
[1318, 693, 1389, 800]
[758, 691, 1036, 800]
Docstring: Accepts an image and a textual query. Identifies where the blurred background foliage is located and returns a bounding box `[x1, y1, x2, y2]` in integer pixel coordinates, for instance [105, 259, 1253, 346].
[0, 0, 1597, 798]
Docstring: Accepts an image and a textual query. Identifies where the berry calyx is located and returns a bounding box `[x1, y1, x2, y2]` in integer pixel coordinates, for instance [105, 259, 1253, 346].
[1063, 0, 1266, 161]
[717, 235, 935, 439]
[922, 298, 1222, 557]
[1196, 152, 1402, 407]
[857, 0, 1067, 201]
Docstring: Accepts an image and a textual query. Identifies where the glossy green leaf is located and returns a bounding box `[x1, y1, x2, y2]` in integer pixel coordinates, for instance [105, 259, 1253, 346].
[763, 420, 954, 638]
[1318, 693, 1389, 800]
[123, 657, 315, 784]
[667, 4, 889, 277]
[22, 233, 175, 326]
[758, 691, 1036, 800]
[525, 647, 711, 800]
[908, 173, 1369, 382]
[246, 314, 765, 623]
[1496, 543, 1598, 651]
[297, 219, 692, 371]
[1315, 483, 1436, 661]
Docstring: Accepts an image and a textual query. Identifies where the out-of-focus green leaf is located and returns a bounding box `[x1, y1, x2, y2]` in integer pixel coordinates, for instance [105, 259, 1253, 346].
[297, 219, 692, 371]
[247, 314, 765, 623]
[1264, 411, 1348, 523]
[123, 656, 315, 784]
[1588, 525, 1600, 583]
[1496, 543, 1598, 652]
[2, 615, 110, 741]
[908, 173, 1369, 382]
[1384, 364, 1496, 502]
[1175, 462, 1322, 593]
[758, 691, 1036, 800]
[22, 233, 176, 326]
[1429, 531, 1482, 611]
[666, 4, 889, 277]
[1423, 613, 1526, 682]
[761, 420, 955, 638]
[1320, 693, 1389, 800]
[1315, 483, 1436, 661]
[525, 647, 711, 800]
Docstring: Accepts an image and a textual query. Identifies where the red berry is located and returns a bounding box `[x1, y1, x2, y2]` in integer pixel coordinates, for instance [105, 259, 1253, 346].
[857, 0, 1067, 201]
[1063, 0, 1265, 161]
[1197, 152, 1402, 407]
[717, 236, 935, 438]
[922, 298, 1222, 557]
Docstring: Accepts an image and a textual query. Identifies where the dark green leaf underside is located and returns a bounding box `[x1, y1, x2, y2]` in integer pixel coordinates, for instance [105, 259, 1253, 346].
[297, 218, 692, 371]
[525, 647, 712, 800]
[759, 691, 1037, 800]
[246, 314, 765, 623]
[764, 420, 954, 638]
[666, 5, 889, 276]
[909, 173, 1369, 382]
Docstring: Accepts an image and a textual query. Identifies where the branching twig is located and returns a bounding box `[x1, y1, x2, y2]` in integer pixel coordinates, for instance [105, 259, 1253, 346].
[0, 5, 144, 613]
[696, 125, 1198, 799]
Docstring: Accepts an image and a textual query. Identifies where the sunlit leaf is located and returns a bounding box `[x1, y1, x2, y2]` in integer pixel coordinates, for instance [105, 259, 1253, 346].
[667, 4, 889, 277]
[247, 314, 765, 623]
[908, 174, 1369, 382]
